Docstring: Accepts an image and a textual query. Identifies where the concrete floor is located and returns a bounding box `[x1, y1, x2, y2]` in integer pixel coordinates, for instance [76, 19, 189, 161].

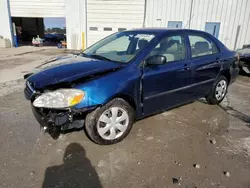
[0, 49, 250, 188]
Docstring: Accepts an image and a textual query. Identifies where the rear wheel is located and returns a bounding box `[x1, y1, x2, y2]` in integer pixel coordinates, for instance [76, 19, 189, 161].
[206, 75, 228, 105]
[85, 98, 135, 145]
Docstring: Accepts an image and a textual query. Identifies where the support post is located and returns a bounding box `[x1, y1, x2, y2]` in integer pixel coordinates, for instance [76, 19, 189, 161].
[0, 0, 13, 47]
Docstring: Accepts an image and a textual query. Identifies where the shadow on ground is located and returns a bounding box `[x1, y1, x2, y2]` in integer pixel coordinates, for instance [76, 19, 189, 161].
[42, 143, 102, 188]
[219, 105, 250, 124]
[198, 98, 250, 126]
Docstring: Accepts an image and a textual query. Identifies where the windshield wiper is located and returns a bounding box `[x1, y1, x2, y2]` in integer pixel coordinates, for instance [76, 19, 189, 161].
[79, 52, 88, 57]
[88, 54, 114, 62]
[80, 52, 123, 64]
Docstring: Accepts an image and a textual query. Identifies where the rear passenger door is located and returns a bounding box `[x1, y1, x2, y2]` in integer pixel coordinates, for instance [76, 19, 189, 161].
[188, 33, 222, 97]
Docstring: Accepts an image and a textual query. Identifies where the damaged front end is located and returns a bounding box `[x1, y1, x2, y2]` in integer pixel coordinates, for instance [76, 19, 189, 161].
[23, 55, 123, 139]
[24, 81, 94, 139]
[31, 105, 87, 139]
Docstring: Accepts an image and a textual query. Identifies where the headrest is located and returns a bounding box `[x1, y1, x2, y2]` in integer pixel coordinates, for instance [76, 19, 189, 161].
[160, 39, 180, 50]
[167, 40, 180, 47]
[194, 41, 209, 52]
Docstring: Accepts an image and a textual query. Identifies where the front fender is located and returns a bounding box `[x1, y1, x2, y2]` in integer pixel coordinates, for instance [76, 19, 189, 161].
[73, 65, 141, 111]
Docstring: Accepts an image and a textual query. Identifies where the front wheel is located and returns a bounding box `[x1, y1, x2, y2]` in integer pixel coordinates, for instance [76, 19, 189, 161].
[206, 75, 228, 105]
[85, 98, 135, 145]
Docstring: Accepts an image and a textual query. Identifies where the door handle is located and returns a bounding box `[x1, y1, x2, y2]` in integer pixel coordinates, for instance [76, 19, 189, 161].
[180, 64, 190, 71]
[183, 67, 191, 70]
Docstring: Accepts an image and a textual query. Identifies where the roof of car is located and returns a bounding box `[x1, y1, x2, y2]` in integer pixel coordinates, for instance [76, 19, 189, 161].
[127, 28, 206, 34]
[122, 28, 229, 52]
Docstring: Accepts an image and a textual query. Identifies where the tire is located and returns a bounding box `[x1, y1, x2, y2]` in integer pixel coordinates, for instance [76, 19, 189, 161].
[85, 98, 135, 145]
[206, 75, 228, 105]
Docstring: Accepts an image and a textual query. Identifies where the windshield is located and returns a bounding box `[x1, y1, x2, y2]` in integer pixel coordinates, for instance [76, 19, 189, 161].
[83, 31, 156, 63]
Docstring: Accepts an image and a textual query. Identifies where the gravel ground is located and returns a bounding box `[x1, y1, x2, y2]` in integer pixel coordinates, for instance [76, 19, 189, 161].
[0, 49, 250, 188]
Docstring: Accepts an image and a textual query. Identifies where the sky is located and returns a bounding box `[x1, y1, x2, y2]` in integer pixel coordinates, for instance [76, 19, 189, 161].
[43, 18, 66, 29]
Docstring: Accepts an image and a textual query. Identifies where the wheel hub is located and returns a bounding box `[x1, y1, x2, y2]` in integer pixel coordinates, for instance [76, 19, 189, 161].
[97, 107, 129, 140]
[215, 80, 227, 101]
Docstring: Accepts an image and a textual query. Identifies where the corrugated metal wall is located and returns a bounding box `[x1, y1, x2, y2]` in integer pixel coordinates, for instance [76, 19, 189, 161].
[86, 0, 145, 46]
[65, 0, 86, 50]
[9, 0, 65, 17]
[8, 0, 249, 49]
[146, 0, 250, 49]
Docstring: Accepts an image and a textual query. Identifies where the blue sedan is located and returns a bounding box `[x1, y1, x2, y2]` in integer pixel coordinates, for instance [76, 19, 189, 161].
[24, 29, 239, 145]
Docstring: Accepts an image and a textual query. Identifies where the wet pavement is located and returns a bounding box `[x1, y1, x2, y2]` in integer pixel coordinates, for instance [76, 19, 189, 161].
[0, 49, 250, 188]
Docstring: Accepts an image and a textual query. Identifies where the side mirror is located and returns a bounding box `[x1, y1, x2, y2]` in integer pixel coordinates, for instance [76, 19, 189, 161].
[145, 55, 166, 66]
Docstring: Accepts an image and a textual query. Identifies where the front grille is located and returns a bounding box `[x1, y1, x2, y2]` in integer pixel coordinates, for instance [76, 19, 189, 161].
[24, 81, 36, 100]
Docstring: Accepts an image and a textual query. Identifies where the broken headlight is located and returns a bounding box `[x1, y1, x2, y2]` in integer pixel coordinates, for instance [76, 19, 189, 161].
[33, 89, 85, 108]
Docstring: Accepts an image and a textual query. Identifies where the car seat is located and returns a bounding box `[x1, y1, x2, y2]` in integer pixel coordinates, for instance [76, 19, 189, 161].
[193, 41, 211, 57]
[138, 39, 149, 50]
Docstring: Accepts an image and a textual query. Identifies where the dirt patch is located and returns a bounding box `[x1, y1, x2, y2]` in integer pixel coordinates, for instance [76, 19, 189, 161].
[0, 79, 25, 97]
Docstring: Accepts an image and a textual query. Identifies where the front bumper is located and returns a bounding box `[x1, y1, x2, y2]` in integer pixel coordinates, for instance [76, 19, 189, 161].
[25, 81, 96, 138]
[31, 105, 94, 138]
[32, 105, 72, 128]
[241, 61, 250, 74]
[239, 56, 250, 74]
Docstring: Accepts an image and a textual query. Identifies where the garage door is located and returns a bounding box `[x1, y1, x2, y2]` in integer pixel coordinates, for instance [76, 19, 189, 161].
[9, 0, 65, 17]
[87, 0, 145, 46]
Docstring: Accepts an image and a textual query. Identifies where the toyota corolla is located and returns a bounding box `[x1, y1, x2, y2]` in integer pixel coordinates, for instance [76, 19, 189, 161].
[24, 29, 239, 145]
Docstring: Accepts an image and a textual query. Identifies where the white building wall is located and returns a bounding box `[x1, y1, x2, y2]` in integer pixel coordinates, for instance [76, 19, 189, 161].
[66, 0, 145, 49]
[0, 0, 13, 46]
[146, 0, 250, 49]
[65, 0, 86, 50]
[9, 0, 65, 17]
[146, 0, 192, 28]
[3, 0, 249, 50]
[86, 0, 145, 46]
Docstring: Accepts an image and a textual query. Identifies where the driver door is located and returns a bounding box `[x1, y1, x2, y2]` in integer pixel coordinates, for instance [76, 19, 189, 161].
[142, 34, 193, 115]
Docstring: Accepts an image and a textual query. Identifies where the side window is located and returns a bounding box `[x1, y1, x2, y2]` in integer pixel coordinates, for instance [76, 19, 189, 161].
[148, 35, 186, 63]
[188, 35, 219, 58]
[135, 34, 155, 51]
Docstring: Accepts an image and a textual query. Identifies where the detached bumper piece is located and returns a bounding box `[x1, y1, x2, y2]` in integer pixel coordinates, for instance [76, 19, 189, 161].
[241, 61, 250, 74]
[31, 105, 85, 139]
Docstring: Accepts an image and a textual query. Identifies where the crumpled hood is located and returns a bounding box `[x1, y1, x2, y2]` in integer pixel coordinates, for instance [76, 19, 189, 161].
[26, 54, 121, 89]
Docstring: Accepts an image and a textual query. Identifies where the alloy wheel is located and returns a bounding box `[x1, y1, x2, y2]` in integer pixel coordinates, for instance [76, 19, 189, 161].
[215, 80, 227, 101]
